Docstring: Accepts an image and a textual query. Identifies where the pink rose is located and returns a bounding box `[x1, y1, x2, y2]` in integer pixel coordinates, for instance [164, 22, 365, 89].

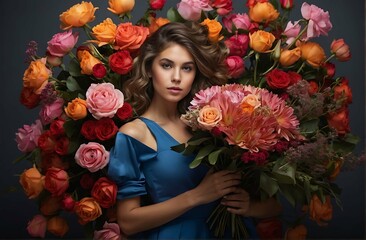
[283, 21, 301, 44]
[39, 98, 65, 125]
[301, 2, 332, 40]
[225, 56, 245, 78]
[15, 119, 43, 152]
[225, 34, 249, 57]
[27, 214, 47, 238]
[177, 0, 213, 21]
[94, 222, 122, 240]
[86, 83, 124, 119]
[75, 142, 110, 172]
[212, 0, 233, 16]
[223, 13, 254, 33]
[47, 30, 79, 57]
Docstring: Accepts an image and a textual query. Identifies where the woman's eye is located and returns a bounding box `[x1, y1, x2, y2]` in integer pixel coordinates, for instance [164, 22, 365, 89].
[182, 66, 193, 72]
[161, 63, 172, 69]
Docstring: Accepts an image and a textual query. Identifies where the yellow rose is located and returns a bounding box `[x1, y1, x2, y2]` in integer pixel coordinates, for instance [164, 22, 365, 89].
[198, 105, 222, 130]
[19, 165, 45, 199]
[249, 30, 276, 53]
[108, 0, 135, 15]
[74, 197, 102, 223]
[91, 18, 117, 47]
[59, 1, 98, 30]
[249, 2, 280, 24]
[297, 41, 326, 68]
[201, 18, 224, 43]
[47, 216, 69, 237]
[279, 47, 302, 67]
[64, 98, 88, 120]
[77, 50, 102, 75]
[23, 58, 51, 94]
[240, 94, 260, 114]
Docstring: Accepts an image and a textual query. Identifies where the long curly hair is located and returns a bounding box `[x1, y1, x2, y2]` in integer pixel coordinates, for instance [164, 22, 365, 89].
[123, 21, 229, 115]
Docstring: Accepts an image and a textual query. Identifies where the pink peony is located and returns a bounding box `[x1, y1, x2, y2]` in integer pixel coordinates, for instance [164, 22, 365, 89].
[94, 222, 122, 240]
[39, 98, 64, 125]
[27, 214, 47, 238]
[301, 2, 332, 40]
[177, 0, 213, 21]
[47, 30, 79, 57]
[75, 142, 109, 172]
[86, 83, 124, 119]
[15, 119, 43, 152]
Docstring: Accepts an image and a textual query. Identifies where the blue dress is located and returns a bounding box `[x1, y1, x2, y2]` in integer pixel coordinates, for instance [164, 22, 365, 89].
[108, 117, 258, 239]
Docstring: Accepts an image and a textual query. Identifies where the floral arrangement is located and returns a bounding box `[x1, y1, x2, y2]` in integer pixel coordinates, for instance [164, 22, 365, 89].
[14, 0, 362, 239]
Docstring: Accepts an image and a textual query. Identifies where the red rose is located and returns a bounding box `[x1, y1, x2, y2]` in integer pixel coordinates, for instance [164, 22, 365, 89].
[308, 80, 319, 95]
[327, 107, 350, 136]
[54, 136, 70, 156]
[333, 77, 352, 105]
[44, 167, 69, 197]
[95, 118, 118, 141]
[20, 87, 41, 109]
[266, 69, 291, 89]
[91, 177, 117, 208]
[323, 62, 335, 78]
[80, 173, 95, 189]
[256, 217, 283, 239]
[81, 120, 97, 140]
[92, 63, 107, 79]
[116, 102, 133, 121]
[149, 0, 166, 10]
[287, 71, 302, 85]
[61, 194, 75, 212]
[38, 130, 56, 153]
[41, 153, 69, 172]
[50, 118, 65, 137]
[109, 50, 133, 75]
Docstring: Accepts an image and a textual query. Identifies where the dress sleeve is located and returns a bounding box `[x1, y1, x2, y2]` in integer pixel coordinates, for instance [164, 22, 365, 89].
[108, 132, 148, 200]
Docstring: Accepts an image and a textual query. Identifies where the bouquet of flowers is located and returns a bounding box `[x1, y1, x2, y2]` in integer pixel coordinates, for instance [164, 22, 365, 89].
[14, 0, 363, 239]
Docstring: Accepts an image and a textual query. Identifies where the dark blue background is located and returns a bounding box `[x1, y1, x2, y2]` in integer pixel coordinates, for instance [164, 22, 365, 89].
[0, 0, 364, 239]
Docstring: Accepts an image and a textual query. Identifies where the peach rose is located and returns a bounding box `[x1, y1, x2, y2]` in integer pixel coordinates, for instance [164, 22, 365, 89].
[60, 1, 98, 30]
[65, 98, 88, 120]
[285, 224, 307, 240]
[279, 47, 301, 67]
[309, 194, 333, 226]
[201, 18, 223, 43]
[114, 22, 149, 51]
[77, 50, 102, 75]
[44, 167, 69, 197]
[23, 58, 51, 94]
[297, 41, 326, 68]
[74, 197, 103, 223]
[240, 93, 260, 114]
[330, 38, 351, 62]
[27, 214, 47, 238]
[108, 0, 135, 15]
[198, 105, 222, 130]
[47, 216, 69, 237]
[40, 196, 62, 216]
[91, 18, 117, 47]
[249, 2, 279, 24]
[249, 30, 276, 53]
[19, 165, 45, 199]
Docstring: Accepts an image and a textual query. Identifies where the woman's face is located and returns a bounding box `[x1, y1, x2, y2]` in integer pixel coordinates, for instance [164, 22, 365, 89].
[150, 43, 196, 104]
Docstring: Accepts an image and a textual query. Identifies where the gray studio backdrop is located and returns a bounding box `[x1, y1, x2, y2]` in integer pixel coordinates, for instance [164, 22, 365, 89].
[0, 0, 364, 239]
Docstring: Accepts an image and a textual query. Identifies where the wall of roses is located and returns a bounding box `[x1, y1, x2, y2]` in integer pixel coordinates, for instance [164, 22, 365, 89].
[0, 0, 364, 239]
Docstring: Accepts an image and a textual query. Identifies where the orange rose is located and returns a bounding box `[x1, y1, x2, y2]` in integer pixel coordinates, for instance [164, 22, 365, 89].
[108, 0, 135, 15]
[327, 107, 350, 135]
[91, 18, 117, 46]
[309, 195, 333, 226]
[285, 224, 307, 240]
[74, 197, 102, 223]
[279, 47, 301, 67]
[297, 41, 326, 68]
[249, 30, 276, 53]
[47, 216, 69, 237]
[333, 78, 352, 105]
[77, 50, 102, 75]
[308, 80, 319, 95]
[19, 165, 45, 199]
[40, 196, 62, 216]
[23, 58, 51, 94]
[60, 1, 98, 30]
[65, 98, 88, 120]
[114, 22, 149, 51]
[198, 105, 222, 130]
[249, 2, 279, 24]
[148, 17, 170, 35]
[201, 18, 224, 43]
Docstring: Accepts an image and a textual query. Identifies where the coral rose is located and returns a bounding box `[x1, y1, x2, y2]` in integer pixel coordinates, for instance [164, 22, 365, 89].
[19, 165, 45, 199]
[309, 194, 333, 226]
[27, 214, 47, 238]
[91, 177, 117, 208]
[23, 58, 51, 94]
[60, 1, 98, 30]
[298, 41, 326, 68]
[249, 30, 276, 53]
[47, 216, 69, 237]
[65, 98, 88, 120]
[198, 105, 222, 130]
[74, 197, 103, 223]
[91, 18, 117, 46]
[249, 2, 279, 24]
[331, 39, 351, 62]
[201, 18, 223, 43]
[327, 107, 350, 136]
[44, 167, 69, 197]
[108, 0, 135, 15]
[333, 77, 352, 105]
[75, 142, 110, 173]
[114, 22, 149, 51]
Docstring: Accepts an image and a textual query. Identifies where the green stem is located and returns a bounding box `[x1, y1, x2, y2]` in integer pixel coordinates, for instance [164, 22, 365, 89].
[296, 62, 306, 74]
[287, 20, 309, 49]
[324, 53, 335, 63]
[254, 53, 259, 84]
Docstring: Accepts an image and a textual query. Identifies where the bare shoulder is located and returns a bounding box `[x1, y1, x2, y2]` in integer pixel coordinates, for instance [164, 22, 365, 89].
[119, 119, 148, 143]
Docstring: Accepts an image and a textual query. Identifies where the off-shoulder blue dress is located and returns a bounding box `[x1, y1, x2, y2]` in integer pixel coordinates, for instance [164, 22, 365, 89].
[108, 117, 258, 239]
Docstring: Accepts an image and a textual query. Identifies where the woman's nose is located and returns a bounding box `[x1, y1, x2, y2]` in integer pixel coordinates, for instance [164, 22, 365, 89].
[172, 68, 181, 83]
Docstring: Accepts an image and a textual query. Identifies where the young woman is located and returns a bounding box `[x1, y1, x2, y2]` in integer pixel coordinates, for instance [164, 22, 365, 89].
[108, 21, 282, 239]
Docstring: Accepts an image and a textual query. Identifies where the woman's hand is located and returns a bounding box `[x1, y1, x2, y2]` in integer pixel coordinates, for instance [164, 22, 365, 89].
[220, 187, 251, 216]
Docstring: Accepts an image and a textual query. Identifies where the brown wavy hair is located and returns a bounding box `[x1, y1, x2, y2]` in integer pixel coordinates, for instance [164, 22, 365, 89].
[123, 21, 229, 115]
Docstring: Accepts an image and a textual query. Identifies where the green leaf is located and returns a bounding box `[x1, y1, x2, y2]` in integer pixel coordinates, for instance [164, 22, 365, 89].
[272, 161, 296, 184]
[208, 148, 226, 165]
[166, 7, 184, 22]
[189, 144, 216, 168]
[68, 58, 82, 77]
[66, 76, 82, 92]
[187, 137, 212, 146]
[260, 173, 279, 197]
[299, 119, 319, 136]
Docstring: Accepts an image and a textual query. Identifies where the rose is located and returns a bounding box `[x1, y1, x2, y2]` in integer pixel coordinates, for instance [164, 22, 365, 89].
[19, 166, 45, 199]
[308, 80, 319, 95]
[201, 18, 223, 43]
[81, 119, 97, 140]
[283, 21, 301, 45]
[323, 62, 335, 78]
[77, 50, 103, 75]
[61, 194, 76, 212]
[224, 34, 249, 57]
[279, 47, 301, 67]
[47, 30, 79, 57]
[46, 52, 63, 67]
[309, 195, 333, 226]
[94, 118, 118, 141]
[86, 83, 124, 119]
[44, 167, 69, 197]
[149, 0, 166, 10]
[280, 0, 293, 9]
[75, 142, 110, 172]
[328, 159, 342, 181]
[298, 41, 326, 68]
[197, 105, 222, 130]
[20, 87, 40, 109]
[177, 0, 213, 21]
[249, 2, 280, 24]
[109, 50, 133, 74]
[285, 224, 307, 240]
[212, 0, 233, 16]
[116, 102, 133, 121]
[41, 153, 69, 171]
[331, 39, 351, 62]
[288, 71, 302, 85]
[94, 222, 122, 240]
[301, 2, 332, 40]
[225, 56, 245, 78]
[256, 217, 283, 240]
[93, 63, 107, 79]
[49, 118, 65, 137]
[327, 107, 350, 135]
[222, 13, 254, 33]
[39, 98, 64, 125]
[27, 215, 47, 238]
[246, 0, 268, 8]
[91, 18, 117, 47]
[107, 0, 135, 15]
[64, 98, 88, 120]
[266, 69, 291, 89]
[148, 17, 170, 35]
[15, 119, 43, 153]
[47, 216, 69, 237]
[240, 93, 260, 114]
[40, 196, 62, 216]
[55, 136, 69, 156]
[23, 58, 51, 94]
[91, 177, 117, 208]
[333, 77, 352, 105]
[249, 30, 276, 53]
[38, 130, 56, 153]
[74, 197, 103, 223]
[60, 2, 98, 30]
[114, 23, 149, 51]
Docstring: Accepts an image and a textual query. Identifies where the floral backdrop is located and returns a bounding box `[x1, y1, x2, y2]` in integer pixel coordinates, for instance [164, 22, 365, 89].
[0, 0, 364, 239]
